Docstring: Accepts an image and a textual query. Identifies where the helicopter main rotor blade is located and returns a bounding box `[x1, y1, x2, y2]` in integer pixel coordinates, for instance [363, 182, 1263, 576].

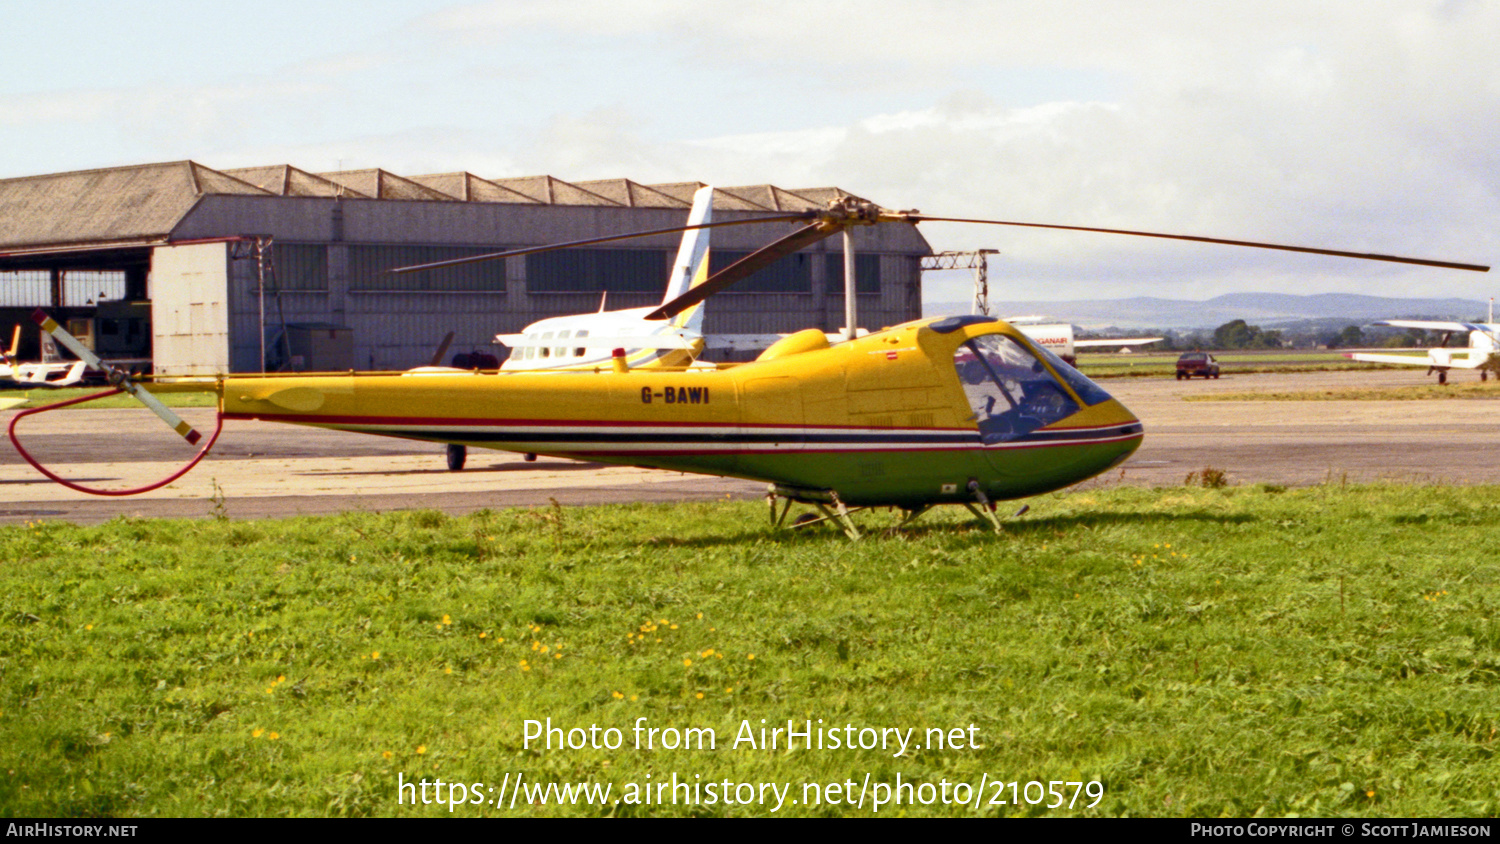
[388, 213, 813, 275]
[898, 214, 1491, 273]
[645, 222, 839, 320]
[31, 310, 204, 445]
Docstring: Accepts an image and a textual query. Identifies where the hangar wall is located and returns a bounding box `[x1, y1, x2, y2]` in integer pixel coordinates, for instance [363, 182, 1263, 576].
[151, 242, 230, 376]
[175, 195, 927, 372]
[0, 163, 931, 375]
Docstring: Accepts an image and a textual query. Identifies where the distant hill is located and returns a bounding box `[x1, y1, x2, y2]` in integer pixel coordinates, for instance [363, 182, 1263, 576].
[924, 293, 1491, 331]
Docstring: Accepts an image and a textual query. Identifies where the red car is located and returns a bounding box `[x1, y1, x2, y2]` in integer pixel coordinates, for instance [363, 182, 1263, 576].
[1175, 352, 1220, 380]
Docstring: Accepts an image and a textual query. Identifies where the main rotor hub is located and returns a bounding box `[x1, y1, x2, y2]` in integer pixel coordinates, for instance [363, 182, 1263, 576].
[818, 196, 885, 226]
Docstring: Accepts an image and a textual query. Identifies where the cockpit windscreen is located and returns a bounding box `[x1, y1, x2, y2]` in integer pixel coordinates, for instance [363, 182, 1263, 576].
[954, 335, 1080, 443]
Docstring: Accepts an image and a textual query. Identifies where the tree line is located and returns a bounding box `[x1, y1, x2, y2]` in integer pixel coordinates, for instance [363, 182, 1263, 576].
[1089, 320, 1444, 351]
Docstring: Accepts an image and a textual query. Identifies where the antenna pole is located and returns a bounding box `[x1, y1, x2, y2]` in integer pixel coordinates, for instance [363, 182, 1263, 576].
[256, 238, 267, 372]
[843, 229, 858, 341]
[920, 249, 1001, 316]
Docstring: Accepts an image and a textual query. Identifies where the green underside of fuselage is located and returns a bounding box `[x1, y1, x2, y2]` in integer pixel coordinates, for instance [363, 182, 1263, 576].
[471, 439, 1142, 508]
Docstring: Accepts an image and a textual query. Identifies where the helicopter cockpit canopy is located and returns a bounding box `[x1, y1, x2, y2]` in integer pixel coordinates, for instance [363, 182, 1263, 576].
[954, 333, 1109, 444]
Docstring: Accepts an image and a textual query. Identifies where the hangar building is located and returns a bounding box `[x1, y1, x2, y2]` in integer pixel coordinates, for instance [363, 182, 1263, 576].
[0, 161, 931, 374]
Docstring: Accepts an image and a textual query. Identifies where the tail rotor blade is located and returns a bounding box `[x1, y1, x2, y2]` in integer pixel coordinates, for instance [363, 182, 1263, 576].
[31, 310, 204, 445]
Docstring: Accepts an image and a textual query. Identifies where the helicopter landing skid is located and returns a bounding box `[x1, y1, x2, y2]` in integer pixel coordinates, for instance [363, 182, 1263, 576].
[767, 485, 864, 540]
[964, 479, 1004, 534]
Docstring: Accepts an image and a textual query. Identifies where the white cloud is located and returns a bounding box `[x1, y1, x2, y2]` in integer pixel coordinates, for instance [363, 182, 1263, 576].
[2, 0, 1493, 303]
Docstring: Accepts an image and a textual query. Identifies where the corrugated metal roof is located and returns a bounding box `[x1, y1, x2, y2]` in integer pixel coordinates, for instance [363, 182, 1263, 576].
[226, 165, 368, 198]
[489, 175, 621, 206]
[408, 172, 542, 204]
[782, 186, 870, 207]
[0, 161, 903, 253]
[317, 169, 458, 201]
[649, 182, 775, 212]
[0, 160, 267, 250]
[573, 179, 689, 209]
[720, 184, 824, 212]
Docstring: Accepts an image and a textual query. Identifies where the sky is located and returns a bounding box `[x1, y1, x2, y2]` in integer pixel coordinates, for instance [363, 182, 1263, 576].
[1, 0, 1495, 305]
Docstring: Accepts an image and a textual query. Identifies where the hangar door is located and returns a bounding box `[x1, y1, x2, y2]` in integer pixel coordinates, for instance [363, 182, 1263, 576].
[152, 242, 230, 376]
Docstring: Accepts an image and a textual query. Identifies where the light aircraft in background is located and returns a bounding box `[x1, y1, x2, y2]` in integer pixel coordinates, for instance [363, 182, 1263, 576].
[1345, 312, 1499, 384]
[426, 185, 716, 469]
[11, 197, 1490, 537]
[0, 325, 86, 388]
[1003, 318, 1162, 366]
[494, 185, 716, 372]
[483, 184, 868, 369]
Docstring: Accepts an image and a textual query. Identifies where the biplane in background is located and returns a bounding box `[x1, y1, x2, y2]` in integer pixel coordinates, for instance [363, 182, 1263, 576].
[11, 197, 1490, 537]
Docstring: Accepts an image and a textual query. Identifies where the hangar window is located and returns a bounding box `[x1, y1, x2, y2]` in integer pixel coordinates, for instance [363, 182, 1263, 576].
[0, 271, 50, 306]
[707, 250, 813, 293]
[526, 249, 668, 293]
[349, 245, 506, 292]
[0, 270, 127, 307]
[267, 244, 329, 291]
[824, 253, 881, 295]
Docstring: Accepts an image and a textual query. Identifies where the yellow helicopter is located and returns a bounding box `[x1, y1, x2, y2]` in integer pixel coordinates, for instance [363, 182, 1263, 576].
[12, 199, 1489, 537]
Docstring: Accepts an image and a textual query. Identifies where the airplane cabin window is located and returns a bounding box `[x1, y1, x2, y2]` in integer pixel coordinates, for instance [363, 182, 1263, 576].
[574, 329, 589, 357]
[955, 336, 1080, 443]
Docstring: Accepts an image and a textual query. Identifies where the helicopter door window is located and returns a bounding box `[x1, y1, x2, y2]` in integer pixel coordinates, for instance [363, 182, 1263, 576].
[955, 335, 1080, 443]
[539, 331, 554, 358]
[574, 330, 588, 357]
[554, 330, 571, 358]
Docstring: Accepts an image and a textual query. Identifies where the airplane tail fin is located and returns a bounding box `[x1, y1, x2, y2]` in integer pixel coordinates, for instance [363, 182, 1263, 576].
[39, 332, 62, 363]
[2, 325, 18, 365]
[663, 185, 713, 334]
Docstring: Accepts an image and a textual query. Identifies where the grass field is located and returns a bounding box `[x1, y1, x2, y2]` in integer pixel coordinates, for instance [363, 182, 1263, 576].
[2, 485, 1497, 817]
[1186, 383, 1500, 401]
[0, 388, 219, 410]
[1076, 351, 1386, 379]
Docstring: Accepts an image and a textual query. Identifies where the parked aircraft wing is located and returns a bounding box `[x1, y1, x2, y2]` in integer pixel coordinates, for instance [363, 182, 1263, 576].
[494, 333, 699, 350]
[1373, 320, 1491, 333]
[1074, 337, 1164, 348]
[1345, 351, 1488, 369]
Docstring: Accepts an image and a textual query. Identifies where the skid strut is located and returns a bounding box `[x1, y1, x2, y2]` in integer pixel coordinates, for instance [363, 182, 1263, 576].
[964, 479, 1005, 534]
[768, 486, 863, 540]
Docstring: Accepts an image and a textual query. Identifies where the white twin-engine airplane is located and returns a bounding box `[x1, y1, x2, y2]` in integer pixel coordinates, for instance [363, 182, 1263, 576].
[495, 185, 716, 372]
[0, 325, 87, 388]
[1346, 315, 1500, 385]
